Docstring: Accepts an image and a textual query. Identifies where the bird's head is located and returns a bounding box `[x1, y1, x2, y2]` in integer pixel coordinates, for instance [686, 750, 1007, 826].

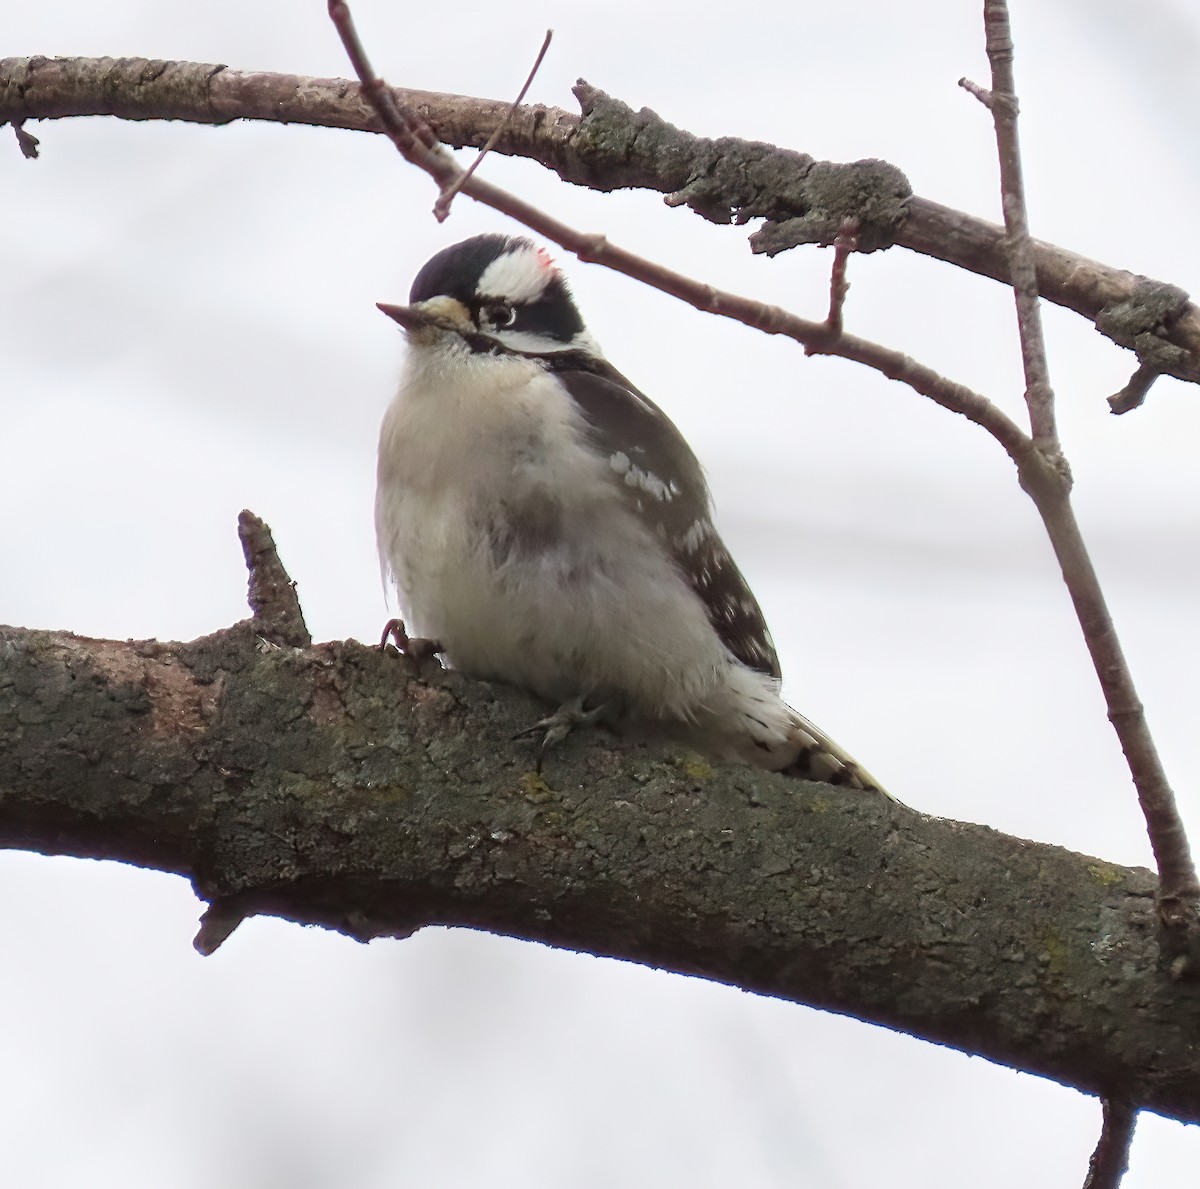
[378, 234, 601, 358]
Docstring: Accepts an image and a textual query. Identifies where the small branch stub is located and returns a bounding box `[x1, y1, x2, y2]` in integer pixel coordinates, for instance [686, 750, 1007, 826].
[1082, 1099, 1136, 1189]
[237, 509, 311, 649]
[957, 76, 994, 109]
[1109, 363, 1161, 415]
[194, 896, 252, 955]
[10, 117, 40, 158]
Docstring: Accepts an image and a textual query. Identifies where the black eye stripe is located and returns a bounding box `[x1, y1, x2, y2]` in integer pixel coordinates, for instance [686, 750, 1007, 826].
[468, 290, 584, 344]
[510, 291, 584, 342]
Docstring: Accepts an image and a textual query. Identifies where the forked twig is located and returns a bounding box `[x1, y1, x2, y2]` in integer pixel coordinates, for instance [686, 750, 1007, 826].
[432, 28, 553, 221]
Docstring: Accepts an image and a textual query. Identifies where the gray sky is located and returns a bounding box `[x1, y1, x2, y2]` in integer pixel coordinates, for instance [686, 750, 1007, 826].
[4, 1, 1200, 1185]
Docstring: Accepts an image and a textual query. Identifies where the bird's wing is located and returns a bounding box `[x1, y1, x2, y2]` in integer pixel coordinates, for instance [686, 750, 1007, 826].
[545, 352, 781, 680]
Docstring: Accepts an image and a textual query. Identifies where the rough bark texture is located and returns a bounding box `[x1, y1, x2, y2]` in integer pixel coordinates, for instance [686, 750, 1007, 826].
[2, 616, 1199, 1122]
[1, 55, 1196, 388]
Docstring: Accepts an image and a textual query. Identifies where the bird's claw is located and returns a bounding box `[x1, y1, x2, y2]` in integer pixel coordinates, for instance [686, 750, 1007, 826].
[514, 693, 611, 771]
[379, 618, 444, 664]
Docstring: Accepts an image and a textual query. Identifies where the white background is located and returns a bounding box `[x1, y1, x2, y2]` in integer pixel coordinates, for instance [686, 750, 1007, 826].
[3, 1, 1199, 1184]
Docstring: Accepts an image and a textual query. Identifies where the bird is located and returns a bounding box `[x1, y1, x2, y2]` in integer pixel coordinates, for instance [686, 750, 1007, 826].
[374, 233, 885, 793]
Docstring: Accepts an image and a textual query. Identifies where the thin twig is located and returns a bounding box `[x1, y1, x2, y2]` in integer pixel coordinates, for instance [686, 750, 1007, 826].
[432, 28, 553, 221]
[1082, 1099, 1136, 1189]
[1023, 478, 1200, 934]
[980, 0, 1059, 455]
[975, 0, 1200, 941]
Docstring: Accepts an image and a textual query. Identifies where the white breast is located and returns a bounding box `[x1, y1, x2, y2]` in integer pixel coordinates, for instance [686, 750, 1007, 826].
[374, 338, 732, 719]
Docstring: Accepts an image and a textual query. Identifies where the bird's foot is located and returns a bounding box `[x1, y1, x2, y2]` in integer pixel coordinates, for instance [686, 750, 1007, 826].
[379, 618, 445, 665]
[513, 693, 613, 771]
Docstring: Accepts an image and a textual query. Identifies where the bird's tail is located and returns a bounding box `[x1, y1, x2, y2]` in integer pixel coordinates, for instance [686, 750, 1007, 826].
[782, 709, 892, 799]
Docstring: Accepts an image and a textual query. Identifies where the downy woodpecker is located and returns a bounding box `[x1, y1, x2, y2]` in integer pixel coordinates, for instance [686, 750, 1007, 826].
[375, 234, 883, 792]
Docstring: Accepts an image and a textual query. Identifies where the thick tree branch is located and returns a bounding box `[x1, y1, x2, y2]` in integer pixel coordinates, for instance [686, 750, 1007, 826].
[0, 55, 1195, 390]
[0, 540, 1198, 1122]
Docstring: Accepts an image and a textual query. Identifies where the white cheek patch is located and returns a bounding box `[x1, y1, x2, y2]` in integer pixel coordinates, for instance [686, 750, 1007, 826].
[478, 248, 554, 304]
[494, 327, 604, 357]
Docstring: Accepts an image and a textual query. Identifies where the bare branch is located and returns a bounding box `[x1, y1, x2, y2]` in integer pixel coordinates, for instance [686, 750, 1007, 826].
[1, 56, 1196, 388]
[1082, 1099, 1137, 1189]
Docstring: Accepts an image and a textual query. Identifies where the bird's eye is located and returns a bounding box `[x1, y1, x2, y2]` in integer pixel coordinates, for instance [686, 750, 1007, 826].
[481, 301, 517, 329]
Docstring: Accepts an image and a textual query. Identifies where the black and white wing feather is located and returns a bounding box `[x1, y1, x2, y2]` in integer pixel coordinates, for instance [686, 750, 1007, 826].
[544, 352, 782, 680]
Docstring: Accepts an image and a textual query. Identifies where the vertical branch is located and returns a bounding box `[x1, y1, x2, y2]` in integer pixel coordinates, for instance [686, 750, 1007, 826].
[979, 0, 1059, 453]
[969, 0, 1200, 941]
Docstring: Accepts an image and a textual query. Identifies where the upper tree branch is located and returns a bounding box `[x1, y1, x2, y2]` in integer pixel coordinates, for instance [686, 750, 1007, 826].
[0, 55, 1194, 390]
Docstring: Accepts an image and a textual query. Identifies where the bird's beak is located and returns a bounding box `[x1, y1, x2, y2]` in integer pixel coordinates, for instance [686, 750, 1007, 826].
[377, 296, 473, 345]
[376, 302, 433, 331]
